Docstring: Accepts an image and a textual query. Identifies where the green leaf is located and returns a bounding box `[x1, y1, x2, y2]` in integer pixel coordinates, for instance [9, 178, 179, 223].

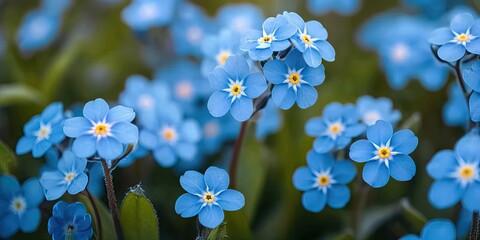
[401, 198, 427, 232]
[224, 210, 253, 240]
[358, 203, 401, 240]
[0, 139, 16, 174]
[207, 222, 227, 240]
[0, 84, 45, 107]
[78, 194, 117, 240]
[120, 184, 159, 240]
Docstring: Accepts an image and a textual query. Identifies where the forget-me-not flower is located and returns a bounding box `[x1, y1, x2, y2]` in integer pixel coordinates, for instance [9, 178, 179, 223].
[349, 120, 418, 188]
[307, 0, 361, 16]
[48, 201, 93, 240]
[463, 61, 480, 122]
[292, 151, 356, 213]
[201, 29, 242, 77]
[207, 55, 267, 122]
[175, 166, 245, 229]
[121, 0, 177, 31]
[256, 100, 282, 140]
[17, 9, 61, 52]
[443, 84, 469, 127]
[400, 219, 456, 240]
[263, 49, 325, 109]
[356, 95, 401, 126]
[215, 4, 263, 34]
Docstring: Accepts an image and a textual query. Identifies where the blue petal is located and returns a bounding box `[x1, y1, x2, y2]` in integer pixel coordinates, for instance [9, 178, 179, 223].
[303, 47, 322, 68]
[438, 43, 465, 62]
[313, 136, 335, 153]
[306, 21, 327, 40]
[271, 84, 296, 110]
[97, 137, 123, 160]
[106, 105, 135, 123]
[153, 146, 177, 167]
[223, 55, 249, 81]
[21, 178, 44, 206]
[204, 166, 230, 193]
[426, 150, 457, 180]
[349, 139, 376, 162]
[249, 48, 273, 61]
[390, 130, 418, 154]
[421, 219, 456, 240]
[19, 208, 41, 232]
[72, 136, 96, 158]
[63, 117, 91, 138]
[83, 98, 110, 122]
[315, 40, 335, 62]
[23, 115, 40, 134]
[39, 171, 68, 200]
[367, 120, 392, 146]
[273, 22, 296, 40]
[466, 38, 480, 54]
[428, 179, 462, 209]
[174, 143, 197, 161]
[344, 124, 366, 138]
[68, 173, 88, 195]
[304, 117, 327, 137]
[284, 49, 307, 72]
[455, 133, 480, 163]
[179, 120, 201, 142]
[450, 13, 474, 34]
[331, 160, 356, 184]
[208, 67, 229, 91]
[244, 73, 267, 98]
[198, 205, 224, 229]
[175, 193, 202, 217]
[462, 182, 480, 211]
[306, 150, 335, 172]
[464, 62, 480, 92]
[296, 85, 318, 109]
[429, 27, 454, 45]
[58, 150, 77, 173]
[389, 155, 416, 181]
[262, 16, 279, 34]
[282, 11, 305, 29]
[322, 102, 343, 122]
[208, 91, 231, 118]
[270, 39, 292, 52]
[327, 184, 350, 209]
[0, 175, 20, 199]
[41, 102, 63, 123]
[292, 167, 315, 191]
[301, 64, 325, 86]
[263, 60, 288, 84]
[139, 130, 159, 149]
[301, 189, 326, 213]
[230, 97, 253, 122]
[217, 189, 245, 211]
[362, 160, 389, 188]
[180, 170, 206, 195]
[470, 92, 480, 122]
[111, 122, 139, 144]
[50, 122, 65, 144]
[16, 136, 35, 155]
[0, 212, 18, 238]
[32, 139, 52, 158]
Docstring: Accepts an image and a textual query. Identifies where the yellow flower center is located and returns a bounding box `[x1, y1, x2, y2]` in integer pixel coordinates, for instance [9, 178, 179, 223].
[460, 166, 475, 179]
[457, 34, 470, 42]
[378, 147, 391, 159]
[302, 35, 312, 45]
[289, 73, 301, 85]
[231, 84, 242, 96]
[217, 51, 231, 65]
[64, 172, 75, 183]
[163, 128, 176, 141]
[94, 124, 109, 135]
[329, 123, 343, 134]
[317, 175, 330, 187]
[258, 35, 272, 43]
[202, 193, 215, 203]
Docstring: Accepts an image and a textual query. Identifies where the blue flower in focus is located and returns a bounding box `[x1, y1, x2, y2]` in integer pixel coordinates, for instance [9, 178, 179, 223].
[40, 150, 88, 200]
[48, 201, 93, 240]
[349, 120, 418, 188]
[139, 104, 201, 167]
[240, 14, 297, 61]
[307, 0, 361, 16]
[443, 84, 469, 127]
[0, 176, 44, 238]
[256, 100, 282, 140]
[283, 12, 335, 68]
[463, 60, 480, 122]
[175, 166, 245, 228]
[356, 95, 401, 126]
[215, 4, 263, 34]
[292, 151, 356, 213]
[16, 102, 65, 158]
[426, 132, 480, 211]
[17, 9, 60, 52]
[121, 0, 178, 31]
[429, 13, 480, 62]
[264, 49, 325, 109]
[305, 102, 366, 153]
[400, 219, 456, 240]
[207, 55, 267, 122]
[63, 98, 139, 160]
[201, 29, 242, 77]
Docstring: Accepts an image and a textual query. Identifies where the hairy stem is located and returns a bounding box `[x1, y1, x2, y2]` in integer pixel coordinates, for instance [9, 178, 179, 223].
[229, 121, 248, 189]
[470, 212, 479, 240]
[83, 189, 103, 240]
[195, 218, 212, 240]
[100, 159, 124, 240]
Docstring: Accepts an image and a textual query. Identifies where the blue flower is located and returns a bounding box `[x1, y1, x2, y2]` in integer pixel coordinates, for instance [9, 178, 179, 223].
[426, 132, 480, 211]
[305, 102, 366, 153]
[86, 162, 105, 198]
[215, 4, 263, 34]
[201, 29, 242, 77]
[117, 145, 148, 167]
[63, 98, 139, 160]
[16, 9, 61, 52]
[307, 0, 361, 16]
[457, 208, 473, 238]
[207, 55, 267, 122]
[48, 201, 93, 240]
[283, 11, 335, 68]
[121, 0, 178, 31]
[349, 120, 418, 188]
[40, 149, 60, 174]
[443, 84, 469, 127]
[464, 60, 480, 93]
[16, 102, 65, 158]
[356, 95, 402, 126]
[256, 100, 282, 140]
[197, 111, 240, 156]
[139, 104, 201, 167]
[240, 14, 297, 61]
[39, 150, 88, 200]
[429, 13, 480, 62]
[292, 151, 356, 213]
[264, 49, 325, 109]
[41, 0, 72, 14]
[0, 176, 44, 238]
[402, 0, 447, 19]
[400, 219, 456, 240]
[175, 166, 245, 229]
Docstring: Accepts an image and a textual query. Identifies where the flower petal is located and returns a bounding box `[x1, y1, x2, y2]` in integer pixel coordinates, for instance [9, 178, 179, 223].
[72, 135, 97, 158]
[67, 173, 88, 195]
[450, 13, 474, 34]
[367, 120, 392, 146]
[426, 150, 458, 180]
[271, 84, 296, 110]
[428, 179, 462, 209]
[331, 160, 356, 184]
[153, 146, 177, 167]
[97, 137, 123, 160]
[301, 189, 326, 213]
[313, 136, 335, 153]
[16, 136, 35, 155]
[0, 175, 20, 199]
[207, 91, 231, 118]
[327, 184, 350, 209]
[264, 60, 288, 84]
[83, 98, 110, 122]
[315, 40, 335, 62]
[303, 47, 322, 68]
[230, 97, 253, 122]
[292, 167, 315, 191]
[306, 150, 335, 172]
[390, 129, 418, 155]
[63, 117, 92, 138]
[198, 205, 224, 229]
[204, 166, 230, 193]
[180, 170, 206, 195]
[217, 189, 245, 211]
[21, 178, 44, 206]
[19, 208, 40, 233]
[389, 155, 416, 181]
[421, 219, 456, 240]
[362, 160, 389, 188]
[304, 117, 326, 137]
[106, 105, 135, 123]
[296, 84, 318, 109]
[208, 67, 229, 90]
[429, 27, 454, 45]
[175, 193, 203, 217]
[111, 122, 139, 144]
[223, 55, 249, 80]
[462, 182, 480, 211]
[244, 73, 267, 98]
[438, 43, 465, 62]
[349, 139, 376, 162]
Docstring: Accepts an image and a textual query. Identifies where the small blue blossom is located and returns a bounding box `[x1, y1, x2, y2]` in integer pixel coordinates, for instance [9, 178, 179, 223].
[207, 55, 267, 122]
[175, 166, 245, 229]
[40, 149, 60, 174]
[400, 219, 456, 240]
[443, 84, 469, 127]
[429, 13, 480, 62]
[48, 201, 93, 240]
[292, 151, 356, 213]
[356, 95, 401, 126]
[201, 29, 242, 77]
[40, 150, 88, 200]
[41, 0, 72, 14]
[0, 176, 44, 238]
[63, 98, 139, 161]
[215, 4, 263, 34]
[17, 9, 61, 52]
[264, 49, 325, 109]
[283, 11, 335, 68]
[198, 111, 240, 156]
[307, 0, 361, 16]
[16, 102, 65, 158]
[305, 102, 366, 153]
[426, 132, 480, 211]
[240, 14, 297, 61]
[256, 100, 282, 140]
[121, 0, 178, 31]
[349, 120, 418, 188]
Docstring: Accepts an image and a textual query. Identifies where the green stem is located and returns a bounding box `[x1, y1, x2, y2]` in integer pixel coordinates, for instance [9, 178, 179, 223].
[82, 189, 103, 240]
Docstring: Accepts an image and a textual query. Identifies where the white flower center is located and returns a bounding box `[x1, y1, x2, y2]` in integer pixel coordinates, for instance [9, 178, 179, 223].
[451, 161, 479, 187]
[371, 141, 399, 168]
[64, 172, 76, 184]
[391, 43, 409, 63]
[313, 169, 335, 194]
[90, 121, 112, 139]
[35, 123, 52, 141]
[175, 81, 193, 99]
[452, 30, 476, 46]
[223, 79, 247, 103]
[283, 68, 307, 93]
[138, 94, 154, 109]
[326, 121, 344, 140]
[363, 111, 381, 126]
[10, 197, 26, 215]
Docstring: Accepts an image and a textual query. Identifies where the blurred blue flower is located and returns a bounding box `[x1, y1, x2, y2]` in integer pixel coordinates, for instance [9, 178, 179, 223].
[121, 0, 178, 31]
[117, 144, 148, 167]
[283, 11, 335, 68]
[48, 201, 93, 240]
[402, 0, 447, 19]
[17, 9, 60, 52]
[305, 102, 366, 153]
[400, 219, 456, 240]
[0, 176, 44, 238]
[63, 98, 138, 161]
[307, 0, 361, 16]
[0, 29, 5, 57]
[207, 55, 267, 122]
[256, 100, 282, 140]
[443, 84, 469, 127]
[356, 95, 401, 126]
[429, 13, 480, 62]
[215, 4, 263, 34]
[41, 0, 72, 14]
[292, 151, 356, 213]
[86, 162, 105, 198]
[264, 49, 325, 109]
[40, 149, 60, 174]
[40, 150, 88, 200]
[175, 166, 245, 228]
[426, 132, 480, 211]
[16, 102, 65, 158]
[197, 111, 239, 156]
[457, 208, 472, 238]
[350, 120, 418, 188]
[201, 29, 242, 77]
[139, 104, 201, 167]
[240, 14, 297, 61]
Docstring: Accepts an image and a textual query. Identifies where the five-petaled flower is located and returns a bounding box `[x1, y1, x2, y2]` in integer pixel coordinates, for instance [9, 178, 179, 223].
[399, 219, 456, 240]
[48, 201, 93, 240]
